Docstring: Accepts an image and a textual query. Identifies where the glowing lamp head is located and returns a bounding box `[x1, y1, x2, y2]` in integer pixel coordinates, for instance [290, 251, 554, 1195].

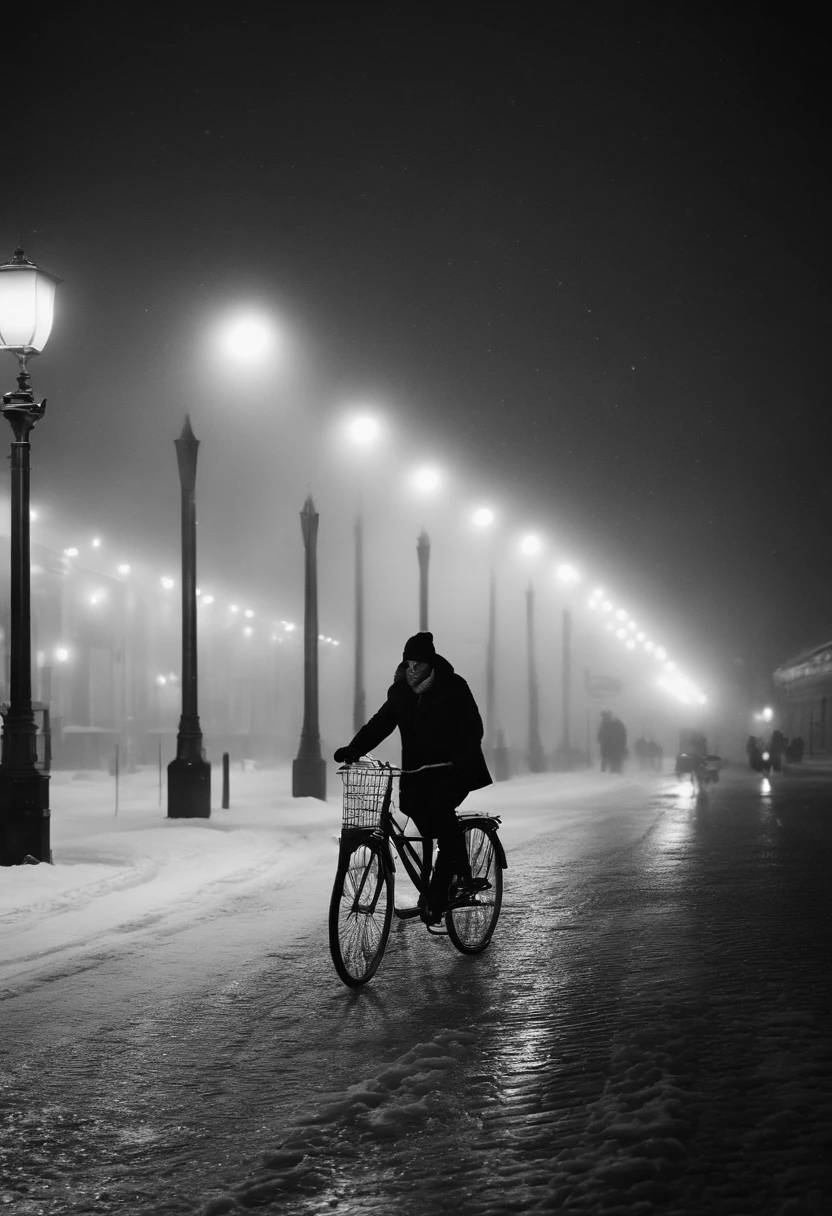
[161, 577, 175, 590]
[117, 563, 130, 576]
[0, 249, 60, 356]
[348, 415, 381, 445]
[762, 706, 773, 722]
[472, 507, 495, 528]
[413, 466, 440, 493]
[218, 312, 275, 362]
[520, 534, 541, 556]
[556, 563, 580, 584]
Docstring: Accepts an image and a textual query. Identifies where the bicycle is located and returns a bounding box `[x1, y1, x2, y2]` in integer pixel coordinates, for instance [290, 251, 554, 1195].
[328, 759, 506, 988]
[675, 750, 723, 796]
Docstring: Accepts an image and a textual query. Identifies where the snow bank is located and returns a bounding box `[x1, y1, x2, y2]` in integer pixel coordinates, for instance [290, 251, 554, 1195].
[0, 765, 338, 992]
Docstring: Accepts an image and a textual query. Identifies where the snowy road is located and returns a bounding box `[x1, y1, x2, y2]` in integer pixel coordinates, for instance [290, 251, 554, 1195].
[1, 766, 831, 1214]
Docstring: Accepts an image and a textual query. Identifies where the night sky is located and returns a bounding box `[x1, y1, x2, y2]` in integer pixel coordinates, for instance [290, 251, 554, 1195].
[5, 7, 830, 700]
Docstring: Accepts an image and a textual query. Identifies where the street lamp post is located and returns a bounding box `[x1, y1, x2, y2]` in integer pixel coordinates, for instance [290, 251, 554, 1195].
[526, 580, 546, 773]
[559, 607, 572, 761]
[417, 528, 430, 630]
[487, 565, 511, 781]
[167, 415, 211, 818]
[0, 249, 60, 865]
[293, 494, 326, 799]
[486, 566, 496, 753]
[353, 508, 365, 733]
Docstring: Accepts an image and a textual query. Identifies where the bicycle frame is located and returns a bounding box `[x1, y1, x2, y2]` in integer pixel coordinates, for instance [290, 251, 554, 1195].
[336, 764, 506, 921]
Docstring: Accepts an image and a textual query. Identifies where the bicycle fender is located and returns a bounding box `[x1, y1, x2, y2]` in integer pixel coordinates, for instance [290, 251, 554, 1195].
[461, 816, 508, 869]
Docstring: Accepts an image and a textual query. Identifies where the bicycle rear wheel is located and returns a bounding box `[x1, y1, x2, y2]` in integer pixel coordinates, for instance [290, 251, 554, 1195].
[446, 823, 503, 954]
[329, 838, 393, 987]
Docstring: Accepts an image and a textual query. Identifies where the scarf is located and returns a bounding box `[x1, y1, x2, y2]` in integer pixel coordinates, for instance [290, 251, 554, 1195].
[413, 670, 435, 695]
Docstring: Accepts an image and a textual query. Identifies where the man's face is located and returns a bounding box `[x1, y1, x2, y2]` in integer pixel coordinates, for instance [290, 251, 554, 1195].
[405, 659, 431, 687]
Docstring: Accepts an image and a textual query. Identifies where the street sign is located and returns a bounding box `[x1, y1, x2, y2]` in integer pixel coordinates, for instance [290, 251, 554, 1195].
[584, 673, 624, 699]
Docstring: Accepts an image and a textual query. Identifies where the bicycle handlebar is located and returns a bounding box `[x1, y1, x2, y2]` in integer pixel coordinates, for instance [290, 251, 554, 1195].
[337, 760, 452, 775]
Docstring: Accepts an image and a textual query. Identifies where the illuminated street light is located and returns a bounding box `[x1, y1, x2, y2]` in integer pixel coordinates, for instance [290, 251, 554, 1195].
[55, 647, 69, 663]
[347, 414, 382, 445]
[556, 562, 581, 584]
[412, 466, 441, 493]
[473, 506, 495, 528]
[161, 576, 175, 590]
[117, 563, 131, 576]
[217, 311, 276, 362]
[0, 247, 61, 866]
[520, 534, 541, 556]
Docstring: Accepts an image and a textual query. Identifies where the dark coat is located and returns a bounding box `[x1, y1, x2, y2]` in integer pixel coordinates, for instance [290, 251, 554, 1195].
[348, 654, 492, 810]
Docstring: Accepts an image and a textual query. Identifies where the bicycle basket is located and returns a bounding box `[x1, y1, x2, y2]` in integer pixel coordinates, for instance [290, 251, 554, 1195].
[340, 762, 395, 829]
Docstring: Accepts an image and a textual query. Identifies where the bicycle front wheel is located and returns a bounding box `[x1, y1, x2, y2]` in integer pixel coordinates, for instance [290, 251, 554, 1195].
[329, 838, 393, 987]
[446, 823, 503, 954]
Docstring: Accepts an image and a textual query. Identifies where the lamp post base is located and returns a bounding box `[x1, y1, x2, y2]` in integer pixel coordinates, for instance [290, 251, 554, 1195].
[0, 769, 51, 865]
[167, 756, 211, 819]
[292, 756, 327, 801]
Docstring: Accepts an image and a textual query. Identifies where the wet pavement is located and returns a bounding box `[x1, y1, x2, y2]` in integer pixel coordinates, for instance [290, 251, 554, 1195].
[1, 766, 830, 1214]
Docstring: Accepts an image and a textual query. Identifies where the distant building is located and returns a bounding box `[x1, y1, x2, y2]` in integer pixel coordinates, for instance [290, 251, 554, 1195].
[773, 642, 832, 756]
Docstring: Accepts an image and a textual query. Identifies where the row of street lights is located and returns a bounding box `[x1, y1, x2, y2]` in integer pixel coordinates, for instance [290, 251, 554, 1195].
[0, 257, 712, 859]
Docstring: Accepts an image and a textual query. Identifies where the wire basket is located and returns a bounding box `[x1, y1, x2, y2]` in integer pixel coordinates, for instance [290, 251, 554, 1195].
[340, 762, 396, 829]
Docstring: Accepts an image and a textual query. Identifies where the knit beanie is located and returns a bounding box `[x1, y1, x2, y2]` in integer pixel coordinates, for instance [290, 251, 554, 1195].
[402, 631, 436, 663]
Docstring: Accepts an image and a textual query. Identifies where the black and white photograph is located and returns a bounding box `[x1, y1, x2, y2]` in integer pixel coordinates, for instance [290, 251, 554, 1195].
[1, 6, 830, 1214]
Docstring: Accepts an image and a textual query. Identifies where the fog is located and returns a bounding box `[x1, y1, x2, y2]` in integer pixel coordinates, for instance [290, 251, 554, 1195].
[0, 317, 745, 777]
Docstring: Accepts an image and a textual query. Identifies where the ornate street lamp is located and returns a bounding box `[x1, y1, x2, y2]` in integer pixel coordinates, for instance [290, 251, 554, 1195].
[0, 249, 61, 865]
[167, 415, 211, 818]
[292, 494, 326, 800]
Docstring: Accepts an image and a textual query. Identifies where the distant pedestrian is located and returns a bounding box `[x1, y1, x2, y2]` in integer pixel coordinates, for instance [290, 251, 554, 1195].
[598, 711, 615, 771]
[770, 729, 785, 772]
[609, 715, 627, 773]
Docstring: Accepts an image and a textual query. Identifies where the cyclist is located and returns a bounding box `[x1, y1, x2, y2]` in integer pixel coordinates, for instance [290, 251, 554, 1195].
[334, 631, 492, 924]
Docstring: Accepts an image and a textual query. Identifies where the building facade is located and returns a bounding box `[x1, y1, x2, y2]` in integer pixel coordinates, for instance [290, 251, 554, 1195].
[773, 641, 832, 757]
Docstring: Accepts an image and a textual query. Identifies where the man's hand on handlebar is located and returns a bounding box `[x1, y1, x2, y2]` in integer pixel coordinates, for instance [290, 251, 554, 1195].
[334, 746, 362, 764]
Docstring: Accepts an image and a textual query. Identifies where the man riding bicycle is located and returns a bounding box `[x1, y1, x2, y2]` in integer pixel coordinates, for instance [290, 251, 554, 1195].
[334, 631, 492, 924]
